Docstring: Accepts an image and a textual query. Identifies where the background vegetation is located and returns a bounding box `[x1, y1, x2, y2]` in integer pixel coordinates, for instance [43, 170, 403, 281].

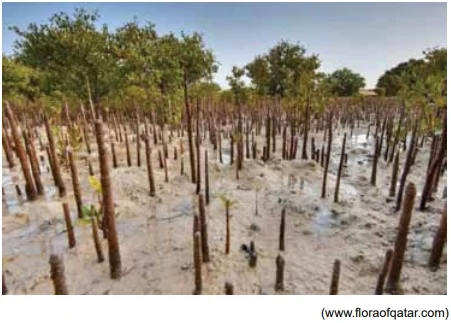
[2, 8, 447, 116]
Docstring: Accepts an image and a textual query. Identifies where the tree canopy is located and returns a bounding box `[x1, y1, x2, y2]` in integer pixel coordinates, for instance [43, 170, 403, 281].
[376, 48, 446, 103]
[6, 8, 217, 114]
[4, 7, 445, 116]
[324, 68, 366, 97]
[245, 41, 321, 99]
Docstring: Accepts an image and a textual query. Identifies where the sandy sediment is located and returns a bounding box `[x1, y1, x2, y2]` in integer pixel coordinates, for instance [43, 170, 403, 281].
[2, 123, 446, 294]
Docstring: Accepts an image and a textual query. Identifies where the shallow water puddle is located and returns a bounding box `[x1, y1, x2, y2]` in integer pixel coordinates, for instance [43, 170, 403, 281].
[157, 197, 194, 222]
[350, 134, 373, 148]
[356, 158, 372, 166]
[281, 175, 316, 196]
[3, 175, 26, 214]
[3, 174, 14, 186]
[219, 150, 231, 165]
[3, 215, 67, 257]
[312, 207, 335, 233]
[44, 185, 58, 201]
[4, 198, 24, 214]
[407, 231, 433, 264]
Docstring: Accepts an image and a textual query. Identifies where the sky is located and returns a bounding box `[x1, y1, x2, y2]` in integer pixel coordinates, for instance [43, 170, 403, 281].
[1, 2, 447, 89]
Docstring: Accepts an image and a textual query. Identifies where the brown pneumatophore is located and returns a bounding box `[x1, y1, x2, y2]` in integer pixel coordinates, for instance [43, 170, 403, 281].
[111, 142, 118, 168]
[395, 122, 417, 211]
[2, 272, 8, 295]
[205, 150, 210, 204]
[2, 128, 16, 168]
[420, 113, 446, 210]
[4, 103, 37, 201]
[62, 203, 76, 248]
[125, 126, 131, 167]
[198, 194, 210, 262]
[23, 129, 44, 196]
[94, 120, 122, 279]
[321, 114, 333, 198]
[389, 149, 400, 197]
[224, 282, 234, 295]
[49, 254, 69, 295]
[91, 215, 105, 263]
[428, 203, 447, 270]
[375, 249, 393, 295]
[193, 214, 202, 295]
[279, 207, 286, 251]
[329, 259, 341, 295]
[225, 200, 231, 254]
[275, 254, 285, 292]
[386, 182, 416, 294]
[68, 150, 83, 219]
[334, 133, 347, 202]
[145, 138, 156, 197]
[249, 241, 257, 268]
[43, 111, 66, 197]
[370, 135, 379, 186]
[163, 150, 169, 183]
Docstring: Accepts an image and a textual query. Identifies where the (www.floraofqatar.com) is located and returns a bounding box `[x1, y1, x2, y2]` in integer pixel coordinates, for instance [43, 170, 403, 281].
[321, 307, 449, 320]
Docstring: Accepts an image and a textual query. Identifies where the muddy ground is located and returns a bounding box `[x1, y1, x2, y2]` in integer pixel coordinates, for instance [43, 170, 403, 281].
[2, 121, 447, 294]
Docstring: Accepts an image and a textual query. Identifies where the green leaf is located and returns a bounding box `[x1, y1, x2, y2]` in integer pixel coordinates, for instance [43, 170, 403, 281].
[77, 217, 92, 226]
[218, 194, 228, 206]
[81, 205, 91, 218]
[88, 176, 102, 193]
